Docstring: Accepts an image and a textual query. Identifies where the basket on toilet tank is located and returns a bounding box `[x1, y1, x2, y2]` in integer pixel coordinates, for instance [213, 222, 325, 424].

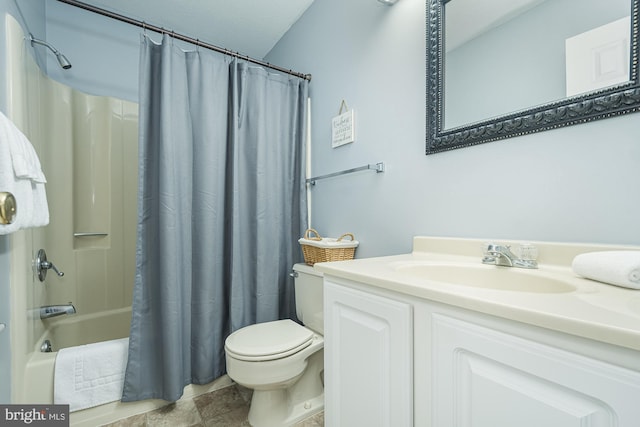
[298, 228, 358, 265]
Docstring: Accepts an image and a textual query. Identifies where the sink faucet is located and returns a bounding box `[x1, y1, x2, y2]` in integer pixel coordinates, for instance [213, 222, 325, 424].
[40, 303, 76, 319]
[482, 243, 537, 269]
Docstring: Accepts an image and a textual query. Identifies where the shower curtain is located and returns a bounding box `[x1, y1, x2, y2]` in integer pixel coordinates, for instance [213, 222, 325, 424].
[122, 35, 309, 402]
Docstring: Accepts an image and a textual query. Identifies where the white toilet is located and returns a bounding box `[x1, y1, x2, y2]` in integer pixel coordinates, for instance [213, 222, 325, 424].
[225, 263, 324, 427]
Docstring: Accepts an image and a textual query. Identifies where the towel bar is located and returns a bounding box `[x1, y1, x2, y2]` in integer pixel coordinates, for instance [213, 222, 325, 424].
[306, 162, 384, 185]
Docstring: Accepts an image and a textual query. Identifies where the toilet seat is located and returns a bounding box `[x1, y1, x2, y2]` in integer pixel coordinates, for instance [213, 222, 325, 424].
[225, 319, 314, 362]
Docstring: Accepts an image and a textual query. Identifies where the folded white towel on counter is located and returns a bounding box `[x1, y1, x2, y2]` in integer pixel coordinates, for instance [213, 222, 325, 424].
[0, 111, 49, 234]
[54, 338, 129, 412]
[572, 251, 640, 289]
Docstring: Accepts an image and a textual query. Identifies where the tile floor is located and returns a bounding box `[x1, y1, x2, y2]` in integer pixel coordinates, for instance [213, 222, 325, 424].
[101, 384, 324, 427]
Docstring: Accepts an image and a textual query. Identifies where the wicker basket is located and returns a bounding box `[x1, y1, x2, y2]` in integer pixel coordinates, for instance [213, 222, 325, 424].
[298, 228, 359, 265]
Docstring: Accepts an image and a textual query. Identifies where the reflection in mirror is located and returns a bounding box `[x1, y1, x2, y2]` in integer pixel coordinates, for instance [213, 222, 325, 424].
[445, 0, 630, 129]
[426, 0, 640, 154]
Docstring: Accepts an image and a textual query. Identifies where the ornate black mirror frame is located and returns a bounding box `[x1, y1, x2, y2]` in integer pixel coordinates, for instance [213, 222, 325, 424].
[426, 0, 640, 154]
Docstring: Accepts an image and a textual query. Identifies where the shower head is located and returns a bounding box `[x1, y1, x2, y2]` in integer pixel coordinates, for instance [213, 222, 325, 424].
[54, 51, 72, 70]
[29, 34, 72, 70]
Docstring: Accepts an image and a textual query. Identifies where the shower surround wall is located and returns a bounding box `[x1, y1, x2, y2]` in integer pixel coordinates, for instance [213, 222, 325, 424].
[4, 15, 138, 402]
[45, 79, 138, 316]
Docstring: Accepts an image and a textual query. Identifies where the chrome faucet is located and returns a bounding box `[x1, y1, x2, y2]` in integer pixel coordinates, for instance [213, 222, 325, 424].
[40, 303, 76, 319]
[482, 243, 537, 269]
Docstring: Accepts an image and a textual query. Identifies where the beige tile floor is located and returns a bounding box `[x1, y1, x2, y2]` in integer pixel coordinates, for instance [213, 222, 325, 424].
[101, 384, 324, 427]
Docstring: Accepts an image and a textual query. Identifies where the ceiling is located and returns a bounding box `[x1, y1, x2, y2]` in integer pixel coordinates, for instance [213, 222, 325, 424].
[74, 0, 315, 59]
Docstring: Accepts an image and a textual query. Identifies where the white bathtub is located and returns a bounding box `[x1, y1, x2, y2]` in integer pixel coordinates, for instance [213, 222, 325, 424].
[25, 307, 132, 405]
[45, 307, 132, 351]
[23, 306, 232, 427]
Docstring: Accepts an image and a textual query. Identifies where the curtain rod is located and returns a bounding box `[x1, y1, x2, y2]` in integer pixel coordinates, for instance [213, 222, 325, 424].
[55, 0, 312, 81]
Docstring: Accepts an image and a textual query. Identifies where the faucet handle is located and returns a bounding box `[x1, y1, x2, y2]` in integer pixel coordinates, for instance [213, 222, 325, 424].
[519, 243, 538, 261]
[481, 242, 498, 265]
[482, 242, 503, 254]
[35, 249, 65, 282]
[484, 242, 511, 253]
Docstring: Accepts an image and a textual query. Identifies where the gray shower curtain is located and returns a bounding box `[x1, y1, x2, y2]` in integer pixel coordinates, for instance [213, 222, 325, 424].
[122, 35, 309, 402]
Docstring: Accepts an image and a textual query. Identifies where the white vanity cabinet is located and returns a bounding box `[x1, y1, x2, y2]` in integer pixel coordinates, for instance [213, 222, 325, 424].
[324, 279, 413, 427]
[323, 275, 640, 427]
[429, 309, 640, 427]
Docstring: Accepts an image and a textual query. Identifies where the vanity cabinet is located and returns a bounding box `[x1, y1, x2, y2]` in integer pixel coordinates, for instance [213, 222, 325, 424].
[324, 280, 413, 427]
[430, 311, 640, 427]
[324, 275, 640, 427]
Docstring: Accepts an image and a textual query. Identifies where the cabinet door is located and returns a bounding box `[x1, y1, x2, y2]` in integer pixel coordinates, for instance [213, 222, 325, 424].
[432, 313, 640, 427]
[324, 280, 413, 427]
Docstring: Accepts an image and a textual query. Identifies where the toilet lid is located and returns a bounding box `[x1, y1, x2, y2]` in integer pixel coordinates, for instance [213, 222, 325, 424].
[225, 319, 314, 362]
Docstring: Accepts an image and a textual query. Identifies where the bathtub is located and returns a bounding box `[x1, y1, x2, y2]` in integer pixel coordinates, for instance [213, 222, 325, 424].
[23, 306, 232, 427]
[24, 307, 131, 408]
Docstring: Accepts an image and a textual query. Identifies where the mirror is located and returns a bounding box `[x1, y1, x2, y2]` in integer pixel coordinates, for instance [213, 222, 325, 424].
[427, 0, 640, 154]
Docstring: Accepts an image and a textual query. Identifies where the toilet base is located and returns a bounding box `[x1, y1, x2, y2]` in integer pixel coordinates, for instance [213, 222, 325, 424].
[248, 389, 324, 427]
[246, 350, 324, 427]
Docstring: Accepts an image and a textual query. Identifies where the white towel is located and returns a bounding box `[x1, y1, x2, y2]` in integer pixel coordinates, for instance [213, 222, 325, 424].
[572, 251, 640, 289]
[0, 111, 49, 234]
[54, 338, 129, 412]
[6, 116, 47, 183]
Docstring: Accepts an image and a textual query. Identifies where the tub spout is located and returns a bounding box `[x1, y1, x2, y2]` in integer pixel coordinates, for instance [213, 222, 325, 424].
[40, 303, 76, 319]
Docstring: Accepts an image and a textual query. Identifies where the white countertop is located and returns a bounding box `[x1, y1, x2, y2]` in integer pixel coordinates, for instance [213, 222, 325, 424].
[314, 236, 640, 352]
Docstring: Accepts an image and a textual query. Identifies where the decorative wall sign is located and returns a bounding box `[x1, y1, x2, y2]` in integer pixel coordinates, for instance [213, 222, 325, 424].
[331, 100, 355, 148]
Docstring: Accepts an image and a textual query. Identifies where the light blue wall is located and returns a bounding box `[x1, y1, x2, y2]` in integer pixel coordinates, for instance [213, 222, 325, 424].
[265, 0, 640, 258]
[44, 1, 140, 102]
[41, 0, 640, 261]
[1, 0, 46, 106]
[0, 0, 46, 403]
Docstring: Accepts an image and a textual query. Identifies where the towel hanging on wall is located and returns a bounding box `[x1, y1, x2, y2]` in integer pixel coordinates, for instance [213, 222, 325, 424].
[0, 110, 49, 234]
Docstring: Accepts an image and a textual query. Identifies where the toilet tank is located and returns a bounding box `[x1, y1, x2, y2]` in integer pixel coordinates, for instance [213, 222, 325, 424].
[293, 263, 324, 335]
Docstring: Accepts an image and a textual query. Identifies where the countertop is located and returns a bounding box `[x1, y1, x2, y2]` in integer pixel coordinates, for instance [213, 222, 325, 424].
[314, 236, 640, 352]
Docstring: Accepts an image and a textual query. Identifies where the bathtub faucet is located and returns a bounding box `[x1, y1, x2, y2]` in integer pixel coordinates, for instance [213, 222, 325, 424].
[40, 303, 76, 319]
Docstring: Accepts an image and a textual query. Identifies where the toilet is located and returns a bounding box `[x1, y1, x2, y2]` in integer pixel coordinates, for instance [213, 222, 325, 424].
[225, 263, 324, 427]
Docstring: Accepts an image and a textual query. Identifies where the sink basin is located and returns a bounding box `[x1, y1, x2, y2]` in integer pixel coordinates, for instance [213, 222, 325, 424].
[393, 262, 576, 293]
